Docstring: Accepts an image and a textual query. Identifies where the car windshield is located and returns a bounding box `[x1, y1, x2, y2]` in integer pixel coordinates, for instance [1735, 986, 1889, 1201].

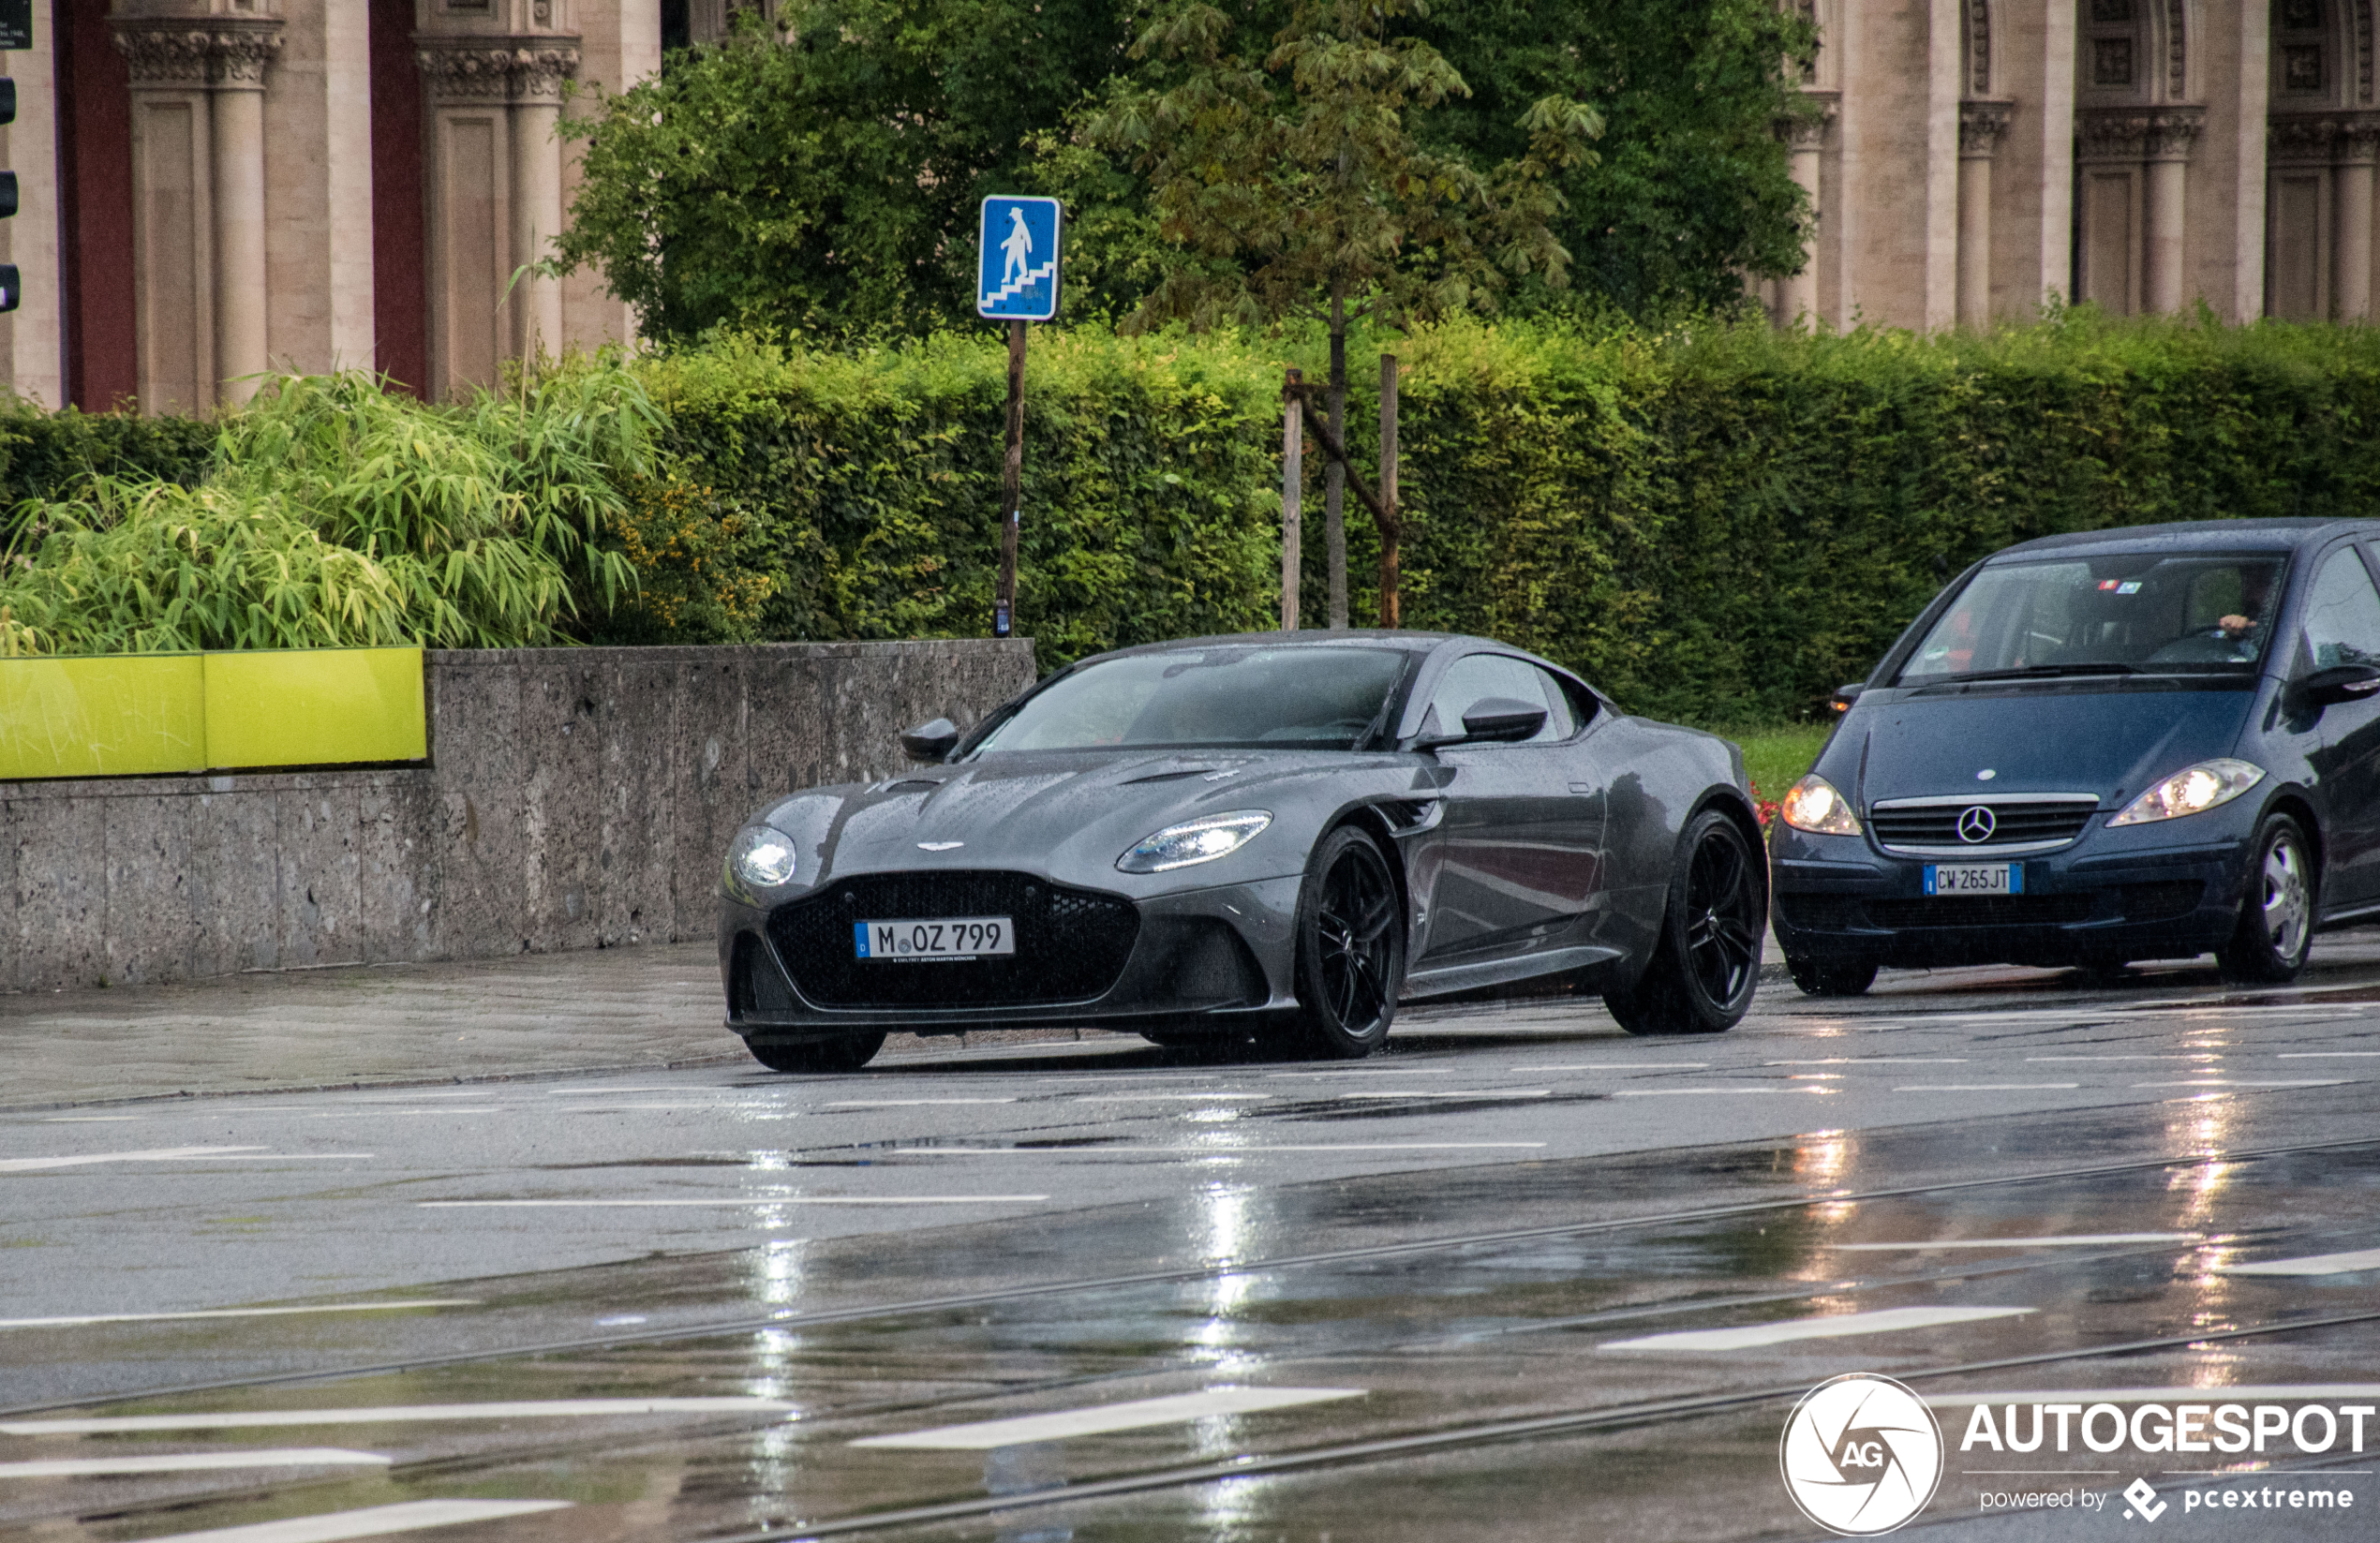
[1895, 553, 2289, 685]
[970, 646, 1412, 754]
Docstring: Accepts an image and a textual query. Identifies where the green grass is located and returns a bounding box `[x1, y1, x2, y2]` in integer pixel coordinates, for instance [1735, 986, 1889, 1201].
[1718, 722, 1835, 804]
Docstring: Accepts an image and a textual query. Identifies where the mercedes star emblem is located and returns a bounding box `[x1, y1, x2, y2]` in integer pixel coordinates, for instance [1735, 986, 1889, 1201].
[1956, 806, 1997, 843]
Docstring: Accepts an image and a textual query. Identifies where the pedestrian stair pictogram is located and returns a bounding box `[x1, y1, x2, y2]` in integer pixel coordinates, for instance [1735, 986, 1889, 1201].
[981, 259, 1058, 309]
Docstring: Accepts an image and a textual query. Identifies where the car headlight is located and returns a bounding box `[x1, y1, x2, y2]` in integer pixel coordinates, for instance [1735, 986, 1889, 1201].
[1780, 774, 1862, 836]
[2107, 759, 2266, 826]
[1118, 810, 1272, 873]
[728, 826, 799, 890]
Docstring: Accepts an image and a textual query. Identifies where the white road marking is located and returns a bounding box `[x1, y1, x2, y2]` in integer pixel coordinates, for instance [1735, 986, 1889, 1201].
[1927, 1386, 2380, 1406]
[1263, 1069, 1454, 1078]
[1831, 1234, 2199, 1251]
[0, 1448, 390, 1477]
[41, 1116, 142, 1122]
[3, 1399, 795, 1435]
[1332, 1090, 1550, 1100]
[544, 1086, 690, 1094]
[130, 1498, 572, 1543]
[2132, 1078, 2348, 1089]
[1072, 1093, 1272, 1102]
[2026, 1055, 2213, 1062]
[2218, 1247, 2380, 1276]
[1769, 1059, 1969, 1066]
[851, 1386, 1365, 1449]
[1614, 1087, 1829, 1096]
[824, 1099, 1019, 1108]
[1894, 1084, 2082, 1092]
[1518, 1062, 1707, 1072]
[2278, 1051, 2380, 1058]
[0, 1300, 477, 1331]
[0, 1145, 266, 1173]
[1601, 1305, 2035, 1353]
[896, 1142, 1548, 1154]
[417, 1195, 1048, 1209]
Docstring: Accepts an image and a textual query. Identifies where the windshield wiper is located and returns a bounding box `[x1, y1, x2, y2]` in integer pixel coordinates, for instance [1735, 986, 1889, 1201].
[1923, 663, 2141, 685]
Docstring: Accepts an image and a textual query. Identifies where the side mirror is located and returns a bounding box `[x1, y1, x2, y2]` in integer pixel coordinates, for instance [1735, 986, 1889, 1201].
[2298, 663, 2380, 710]
[1829, 683, 1866, 716]
[900, 716, 960, 762]
[1417, 697, 1547, 749]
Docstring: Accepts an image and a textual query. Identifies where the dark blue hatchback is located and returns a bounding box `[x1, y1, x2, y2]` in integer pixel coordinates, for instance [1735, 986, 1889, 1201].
[1770, 518, 2380, 995]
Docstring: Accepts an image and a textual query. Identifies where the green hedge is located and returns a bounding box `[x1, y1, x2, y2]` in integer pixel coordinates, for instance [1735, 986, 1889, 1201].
[0, 404, 216, 544]
[21, 313, 2380, 727]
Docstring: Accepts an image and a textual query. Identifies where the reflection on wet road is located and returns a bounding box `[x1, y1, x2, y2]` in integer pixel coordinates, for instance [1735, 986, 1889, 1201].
[7, 953, 2380, 1540]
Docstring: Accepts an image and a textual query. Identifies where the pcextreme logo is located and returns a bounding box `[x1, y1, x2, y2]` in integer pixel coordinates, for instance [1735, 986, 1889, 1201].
[1780, 1373, 1946, 1536]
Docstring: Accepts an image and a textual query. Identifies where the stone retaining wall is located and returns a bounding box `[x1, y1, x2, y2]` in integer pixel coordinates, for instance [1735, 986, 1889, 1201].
[0, 641, 1038, 993]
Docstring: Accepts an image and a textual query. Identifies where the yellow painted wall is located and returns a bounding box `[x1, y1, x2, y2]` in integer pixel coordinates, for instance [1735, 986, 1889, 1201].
[0, 647, 426, 781]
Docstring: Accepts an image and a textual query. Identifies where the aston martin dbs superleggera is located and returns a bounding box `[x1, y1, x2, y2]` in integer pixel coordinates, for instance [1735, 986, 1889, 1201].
[718, 631, 1766, 1071]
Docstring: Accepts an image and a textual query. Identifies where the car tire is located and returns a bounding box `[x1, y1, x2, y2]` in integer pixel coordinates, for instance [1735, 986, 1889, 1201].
[1605, 808, 1767, 1034]
[1785, 955, 1879, 998]
[1287, 824, 1405, 1060]
[744, 1032, 887, 1074]
[2216, 813, 2315, 985]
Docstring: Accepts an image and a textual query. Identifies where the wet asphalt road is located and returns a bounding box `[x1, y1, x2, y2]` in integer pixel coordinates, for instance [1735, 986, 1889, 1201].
[5, 951, 2380, 1541]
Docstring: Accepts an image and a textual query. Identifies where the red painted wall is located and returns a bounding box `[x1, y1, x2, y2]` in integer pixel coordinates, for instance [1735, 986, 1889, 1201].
[369, 0, 425, 395]
[55, 0, 136, 410]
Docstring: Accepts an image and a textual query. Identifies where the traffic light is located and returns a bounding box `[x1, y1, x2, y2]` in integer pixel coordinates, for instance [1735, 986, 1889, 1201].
[0, 74, 18, 312]
[0, 0, 25, 316]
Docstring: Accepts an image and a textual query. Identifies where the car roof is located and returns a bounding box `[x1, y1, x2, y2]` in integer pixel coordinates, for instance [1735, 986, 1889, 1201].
[1095, 630, 1462, 658]
[1990, 518, 2380, 562]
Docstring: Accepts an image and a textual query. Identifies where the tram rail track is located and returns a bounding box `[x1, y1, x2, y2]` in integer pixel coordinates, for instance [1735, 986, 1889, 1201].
[7, 1128, 2376, 1422]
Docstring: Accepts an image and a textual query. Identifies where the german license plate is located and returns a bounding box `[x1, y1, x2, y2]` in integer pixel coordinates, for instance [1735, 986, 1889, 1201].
[854, 917, 1015, 960]
[1924, 864, 2021, 897]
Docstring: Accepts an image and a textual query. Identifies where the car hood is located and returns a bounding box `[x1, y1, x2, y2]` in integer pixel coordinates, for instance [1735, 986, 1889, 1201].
[1842, 683, 2259, 807]
[754, 748, 1403, 891]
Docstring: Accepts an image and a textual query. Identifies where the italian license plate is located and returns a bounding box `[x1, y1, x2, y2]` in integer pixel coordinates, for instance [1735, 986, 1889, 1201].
[1924, 864, 2022, 897]
[854, 917, 1015, 961]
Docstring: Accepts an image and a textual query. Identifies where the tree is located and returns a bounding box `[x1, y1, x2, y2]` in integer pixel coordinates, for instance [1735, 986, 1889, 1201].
[1090, 0, 1597, 627]
[1416, 0, 1819, 318]
[555, 2, 1129, 340]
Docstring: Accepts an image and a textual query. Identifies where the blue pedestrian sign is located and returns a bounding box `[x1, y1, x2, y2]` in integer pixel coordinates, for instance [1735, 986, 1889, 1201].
[977, 196, 1062, 321]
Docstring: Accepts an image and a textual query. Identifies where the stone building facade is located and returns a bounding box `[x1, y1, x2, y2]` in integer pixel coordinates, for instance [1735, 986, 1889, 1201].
[1778, 0, 2373, 329]
[0, 0, 658, 412]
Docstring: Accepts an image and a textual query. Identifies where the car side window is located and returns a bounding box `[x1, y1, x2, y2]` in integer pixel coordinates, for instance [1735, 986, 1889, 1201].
[1423, 655, 1563, 745]
[2299, 548, 2380, 669]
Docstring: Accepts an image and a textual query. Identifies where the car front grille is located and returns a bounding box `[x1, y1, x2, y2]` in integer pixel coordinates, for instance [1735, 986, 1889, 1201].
[766, 870, 1139, 1010]
[1868, 797, 2100, 851]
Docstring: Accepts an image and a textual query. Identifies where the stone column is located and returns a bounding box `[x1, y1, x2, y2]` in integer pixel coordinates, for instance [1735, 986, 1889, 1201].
[417, 33, 577, 397]
[207, 22, 280, 404]
[1956, 99, 2012, 329]
[509, 45, 575, 363]
[2335, 119, 2380, 322]
[2141, 107, 2205, 315]
[112, 12, 283, 413]
[1778, 91, 1836, 325]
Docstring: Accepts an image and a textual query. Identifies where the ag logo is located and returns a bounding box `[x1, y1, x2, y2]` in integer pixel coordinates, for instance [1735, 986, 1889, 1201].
[1779, 1372, 1944, 1536]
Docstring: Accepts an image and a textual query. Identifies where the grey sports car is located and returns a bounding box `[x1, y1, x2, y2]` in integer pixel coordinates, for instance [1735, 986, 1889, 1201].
[718, 631, 1766, 1071]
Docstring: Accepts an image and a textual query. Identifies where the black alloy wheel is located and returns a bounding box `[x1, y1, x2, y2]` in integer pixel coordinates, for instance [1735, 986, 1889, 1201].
[1606, 808, 1767, 1035]
[2217, 813, 2315, 985]
[1786, 954, 1878, 999]
[745, 1031, 888, 1074]
[1290, 825, 1405, 1059]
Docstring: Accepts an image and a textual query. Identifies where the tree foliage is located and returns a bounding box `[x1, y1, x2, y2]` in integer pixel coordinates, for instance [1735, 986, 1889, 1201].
[555, 1, 1129, 339]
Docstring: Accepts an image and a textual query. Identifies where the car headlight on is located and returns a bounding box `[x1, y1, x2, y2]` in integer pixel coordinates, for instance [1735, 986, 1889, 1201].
[2107, 759, 2266, 826]
[1118, 810, 1272, 873]
[1780, 775, 1862, 836]
[727, 826, 799, 890]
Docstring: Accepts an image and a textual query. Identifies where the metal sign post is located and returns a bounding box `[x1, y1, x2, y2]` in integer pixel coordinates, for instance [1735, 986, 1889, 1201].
[976, 196, 1063, 640]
